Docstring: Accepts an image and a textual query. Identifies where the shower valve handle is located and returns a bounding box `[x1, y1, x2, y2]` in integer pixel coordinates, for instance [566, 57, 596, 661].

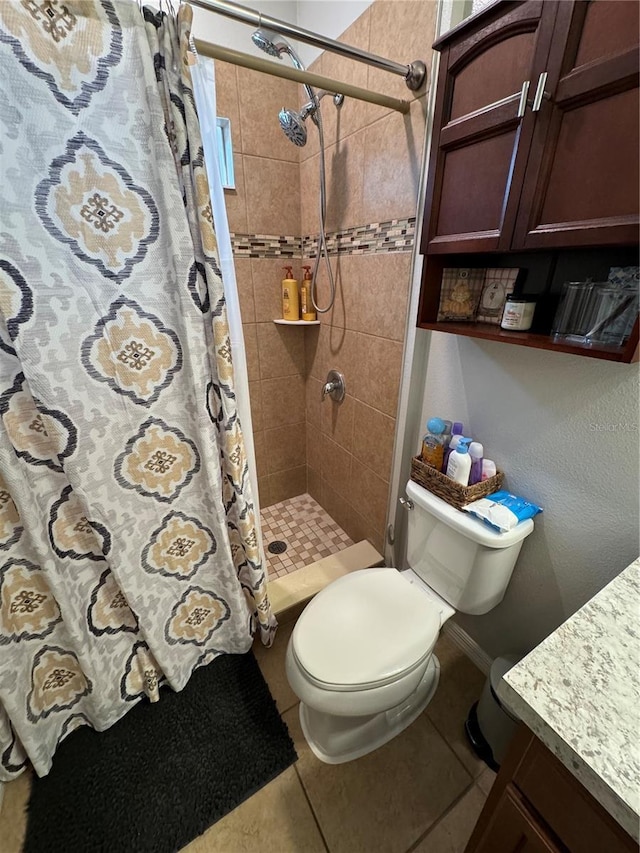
[321, 370, 346, 402]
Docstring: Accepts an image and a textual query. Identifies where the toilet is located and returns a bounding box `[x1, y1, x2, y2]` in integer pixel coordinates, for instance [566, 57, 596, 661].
[285, 479, 535, 764]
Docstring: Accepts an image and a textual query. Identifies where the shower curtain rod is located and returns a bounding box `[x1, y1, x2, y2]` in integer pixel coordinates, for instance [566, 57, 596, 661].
[193, 40, 411, 113]
[189, 0, 427, 90]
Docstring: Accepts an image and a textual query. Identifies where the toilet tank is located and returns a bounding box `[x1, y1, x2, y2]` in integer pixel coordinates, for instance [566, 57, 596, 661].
[404, 480, 534, 616]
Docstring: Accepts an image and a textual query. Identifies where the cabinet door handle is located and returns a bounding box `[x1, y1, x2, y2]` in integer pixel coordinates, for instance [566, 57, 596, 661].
[517, 79, 530, 118]
[532, 71, 549, 111]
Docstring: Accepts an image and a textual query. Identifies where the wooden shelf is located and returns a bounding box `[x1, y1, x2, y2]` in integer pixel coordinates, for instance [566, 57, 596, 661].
[273, 319, 320, 326]
[417, 248, 639, 364]
[419, 320, 637, 362]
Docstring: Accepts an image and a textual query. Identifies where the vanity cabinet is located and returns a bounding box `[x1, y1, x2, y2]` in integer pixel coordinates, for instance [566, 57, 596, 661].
[465, 725, 636, 853]
[421, 0, 640, 254]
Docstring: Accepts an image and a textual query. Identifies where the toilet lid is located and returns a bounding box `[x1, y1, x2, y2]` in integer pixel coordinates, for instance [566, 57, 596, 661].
[291, 568, 441, 689]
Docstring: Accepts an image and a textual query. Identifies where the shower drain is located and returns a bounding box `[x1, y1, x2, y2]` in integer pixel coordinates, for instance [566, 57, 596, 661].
[267, 540, 288, 555]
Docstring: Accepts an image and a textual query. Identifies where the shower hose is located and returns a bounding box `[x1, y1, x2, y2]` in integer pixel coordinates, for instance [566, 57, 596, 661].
[311, 109, 336, 314]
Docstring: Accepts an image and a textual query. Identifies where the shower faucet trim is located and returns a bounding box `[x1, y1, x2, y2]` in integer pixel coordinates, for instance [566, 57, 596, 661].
[322, 370, 346, 403]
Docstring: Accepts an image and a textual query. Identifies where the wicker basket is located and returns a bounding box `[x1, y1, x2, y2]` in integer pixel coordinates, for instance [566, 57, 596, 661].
[410, 455, 503, 511]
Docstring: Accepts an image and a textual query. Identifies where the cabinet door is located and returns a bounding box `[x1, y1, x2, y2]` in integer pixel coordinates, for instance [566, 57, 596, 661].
[512, 0, 640, 249]
[469, 785, 565, 853]
[422, 1, 558, 254]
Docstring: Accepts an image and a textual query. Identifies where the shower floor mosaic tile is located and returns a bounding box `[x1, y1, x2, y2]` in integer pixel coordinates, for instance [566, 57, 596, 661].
[260, 493, 353, 579]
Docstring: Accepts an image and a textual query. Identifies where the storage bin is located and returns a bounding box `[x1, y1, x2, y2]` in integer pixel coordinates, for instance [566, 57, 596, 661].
[410, 455, 503, 510]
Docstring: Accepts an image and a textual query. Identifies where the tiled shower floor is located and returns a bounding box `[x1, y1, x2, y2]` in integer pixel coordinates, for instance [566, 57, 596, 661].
[260, 493, 353, 579]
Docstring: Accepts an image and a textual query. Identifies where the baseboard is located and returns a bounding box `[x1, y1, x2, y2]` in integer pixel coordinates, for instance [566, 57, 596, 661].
[443, 620, 493, 676]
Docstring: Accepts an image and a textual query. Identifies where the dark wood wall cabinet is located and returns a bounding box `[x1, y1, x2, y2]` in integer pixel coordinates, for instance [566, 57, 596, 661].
[418, 0, 639, 362]
[464, 725, 636, 853]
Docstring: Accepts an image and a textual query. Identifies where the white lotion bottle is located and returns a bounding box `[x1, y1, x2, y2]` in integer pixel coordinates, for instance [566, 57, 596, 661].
[481, 459, 497, 481]
[446, 439, 472, 485]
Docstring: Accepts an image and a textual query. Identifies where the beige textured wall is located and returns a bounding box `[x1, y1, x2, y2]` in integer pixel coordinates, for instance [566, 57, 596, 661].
[217, 0, 436, 539]
[303, 1, 435, 551]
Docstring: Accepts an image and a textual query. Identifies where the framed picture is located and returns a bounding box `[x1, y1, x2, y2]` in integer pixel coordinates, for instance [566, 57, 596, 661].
[476, 268, 519, 324]
[437, 268, 485, 322]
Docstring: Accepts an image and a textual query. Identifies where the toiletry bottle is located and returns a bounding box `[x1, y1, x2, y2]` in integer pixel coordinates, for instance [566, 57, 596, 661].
[441, 420, 452, 450]
[468, 442, 484, 485]
[282, 266, 299, 321]
[446, 438, 472, 485]
[442, 422, 464, 472]
[421, 417, 446, 470]
[300, 265, 317, 321]
[481, 459, 497, 481]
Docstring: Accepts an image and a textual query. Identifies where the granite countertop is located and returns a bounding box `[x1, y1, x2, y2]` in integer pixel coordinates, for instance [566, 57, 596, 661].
[498, 556, 640, 842]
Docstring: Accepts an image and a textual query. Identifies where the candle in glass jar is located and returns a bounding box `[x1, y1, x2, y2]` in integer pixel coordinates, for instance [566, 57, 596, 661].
[500, 296, 536, 331]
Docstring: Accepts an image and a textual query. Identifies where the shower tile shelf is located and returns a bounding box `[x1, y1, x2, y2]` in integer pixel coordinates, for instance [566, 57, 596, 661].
[273, 319, 320, 326]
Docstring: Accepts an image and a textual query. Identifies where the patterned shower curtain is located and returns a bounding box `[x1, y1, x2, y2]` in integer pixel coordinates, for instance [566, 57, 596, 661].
[0, 0, 276, 781]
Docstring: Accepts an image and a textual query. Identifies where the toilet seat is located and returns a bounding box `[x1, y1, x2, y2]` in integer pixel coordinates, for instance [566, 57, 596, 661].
[291, 568, 441, 691]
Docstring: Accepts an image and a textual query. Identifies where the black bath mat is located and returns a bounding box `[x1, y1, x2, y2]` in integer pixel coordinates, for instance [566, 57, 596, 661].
[24, 651, 296, 853]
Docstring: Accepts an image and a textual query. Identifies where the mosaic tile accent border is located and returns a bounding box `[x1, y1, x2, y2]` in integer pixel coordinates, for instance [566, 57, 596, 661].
[261, 493, 353, 578]
[230, 234, 300, 259]
[230, 217, 416, 259]
[303, 217, 416, 256]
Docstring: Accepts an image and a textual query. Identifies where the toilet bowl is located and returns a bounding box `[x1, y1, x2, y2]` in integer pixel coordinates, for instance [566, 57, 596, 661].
[285, 480, 535, 764]
[285, 567, 450, 763]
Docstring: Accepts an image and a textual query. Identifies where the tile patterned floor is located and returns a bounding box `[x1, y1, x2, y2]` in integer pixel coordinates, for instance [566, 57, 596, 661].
[261, 493, 353, 579]
[0, 632, 494, 853]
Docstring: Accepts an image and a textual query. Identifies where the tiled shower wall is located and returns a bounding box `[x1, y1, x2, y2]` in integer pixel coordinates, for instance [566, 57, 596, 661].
[216, 1, 436, 551]
[214, 62, 307, 509]
[303, 1, 435, 553]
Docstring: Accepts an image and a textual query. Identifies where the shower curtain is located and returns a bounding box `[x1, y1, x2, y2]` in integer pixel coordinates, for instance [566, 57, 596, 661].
[0, 0, 275, 781]
[189, 53, 266, 569]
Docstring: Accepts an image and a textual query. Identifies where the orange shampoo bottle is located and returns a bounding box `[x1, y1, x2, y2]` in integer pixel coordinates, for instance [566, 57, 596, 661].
[300, 265, 317, 321]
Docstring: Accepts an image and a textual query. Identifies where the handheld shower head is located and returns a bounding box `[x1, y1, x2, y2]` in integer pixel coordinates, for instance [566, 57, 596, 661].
[251, 28, 287, 58]
[251, 27, 316, 105]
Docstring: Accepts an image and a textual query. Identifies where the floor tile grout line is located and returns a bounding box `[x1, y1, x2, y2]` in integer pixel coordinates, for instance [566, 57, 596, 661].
[397, 707, 480, 852]
[424, 709, 480, 784]
[293, 757, 333, 853]
[278, 699, 299, 716]
[403, 776, 480, 853]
